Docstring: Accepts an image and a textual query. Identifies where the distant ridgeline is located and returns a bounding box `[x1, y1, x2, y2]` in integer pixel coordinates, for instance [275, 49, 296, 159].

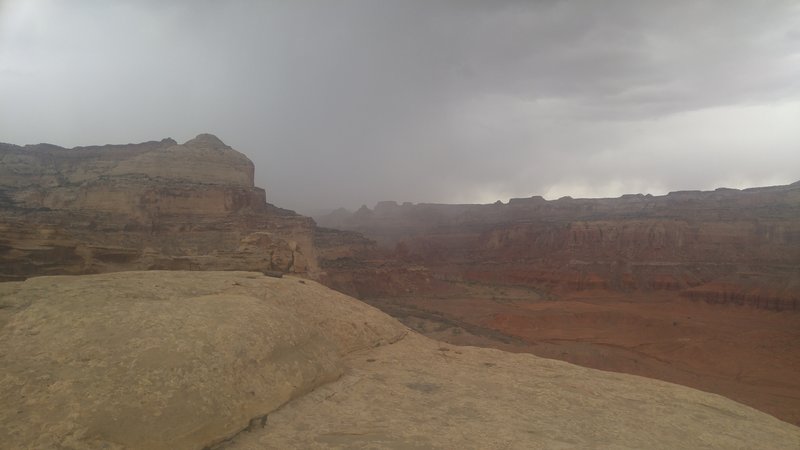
[316, 181, 800, 310]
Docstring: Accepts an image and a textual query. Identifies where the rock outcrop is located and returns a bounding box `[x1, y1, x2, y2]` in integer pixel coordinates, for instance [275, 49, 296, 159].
[1, 271, 798, 449]
[0, 135, 372, 280]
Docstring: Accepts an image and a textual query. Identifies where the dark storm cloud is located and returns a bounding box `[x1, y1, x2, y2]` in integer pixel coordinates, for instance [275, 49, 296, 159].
[1, 1, 799, 213]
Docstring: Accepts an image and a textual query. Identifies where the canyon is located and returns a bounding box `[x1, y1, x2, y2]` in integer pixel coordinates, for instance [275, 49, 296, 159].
[316, 183, 800, 426]
[1, 135, 799, 445]
[317, 183, 800, 309]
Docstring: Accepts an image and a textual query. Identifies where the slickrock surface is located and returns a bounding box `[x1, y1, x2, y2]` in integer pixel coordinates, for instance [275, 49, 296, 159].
[0, 271, 405, 450]
[228, 333, 800, 450]
[1, 271, 799, 449]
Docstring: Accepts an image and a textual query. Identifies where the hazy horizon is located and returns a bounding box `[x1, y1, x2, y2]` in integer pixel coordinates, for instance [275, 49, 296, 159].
[2, 1, 799, 214]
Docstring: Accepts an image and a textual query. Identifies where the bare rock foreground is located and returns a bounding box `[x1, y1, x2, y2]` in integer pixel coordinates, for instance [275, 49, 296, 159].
[0, 272, 798, 449]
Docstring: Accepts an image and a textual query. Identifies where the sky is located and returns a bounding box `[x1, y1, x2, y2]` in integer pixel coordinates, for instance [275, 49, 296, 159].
[1, 0, 799, 214]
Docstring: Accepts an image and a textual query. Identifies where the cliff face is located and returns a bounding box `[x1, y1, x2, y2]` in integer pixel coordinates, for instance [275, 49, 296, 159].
[317, 183, 800, 310]
[0, 134, 369, 279]
[0, 135, 266, 219]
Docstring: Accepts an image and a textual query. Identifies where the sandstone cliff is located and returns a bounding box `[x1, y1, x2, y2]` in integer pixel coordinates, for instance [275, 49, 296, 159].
[0, 135, 371, 280]
[316, 183, 800, 310]
[1, 271, 798, 449]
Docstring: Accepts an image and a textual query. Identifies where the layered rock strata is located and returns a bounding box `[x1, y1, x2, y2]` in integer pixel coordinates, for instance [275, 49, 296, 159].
[0, 134, 371, 280]
[317, 183, 800, 309]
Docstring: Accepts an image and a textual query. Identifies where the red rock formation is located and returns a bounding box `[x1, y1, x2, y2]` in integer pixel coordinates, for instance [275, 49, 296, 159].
[317, 183, 800, 309]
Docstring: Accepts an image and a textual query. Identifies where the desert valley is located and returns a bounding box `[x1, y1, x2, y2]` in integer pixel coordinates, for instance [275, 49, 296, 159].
[316, 177, 800, 426]
[0, 135, 798, 448]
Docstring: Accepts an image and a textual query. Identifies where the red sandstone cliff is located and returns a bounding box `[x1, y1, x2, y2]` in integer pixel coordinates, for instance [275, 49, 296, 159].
[316, 184, 800, 310]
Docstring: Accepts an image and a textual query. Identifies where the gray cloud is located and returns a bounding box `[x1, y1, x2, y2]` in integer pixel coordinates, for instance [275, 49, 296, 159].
[1, 0, 799, 213]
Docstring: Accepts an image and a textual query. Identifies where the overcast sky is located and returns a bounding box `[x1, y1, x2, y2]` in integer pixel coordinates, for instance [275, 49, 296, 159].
[1, 1, 799, 214]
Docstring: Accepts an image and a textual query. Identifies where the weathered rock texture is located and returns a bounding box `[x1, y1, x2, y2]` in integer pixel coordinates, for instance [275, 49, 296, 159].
[0, 271, 405, 449]
[317, 183, 800, 309]
[0, 135, 370, 280]
[1, 271, 798, 449]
